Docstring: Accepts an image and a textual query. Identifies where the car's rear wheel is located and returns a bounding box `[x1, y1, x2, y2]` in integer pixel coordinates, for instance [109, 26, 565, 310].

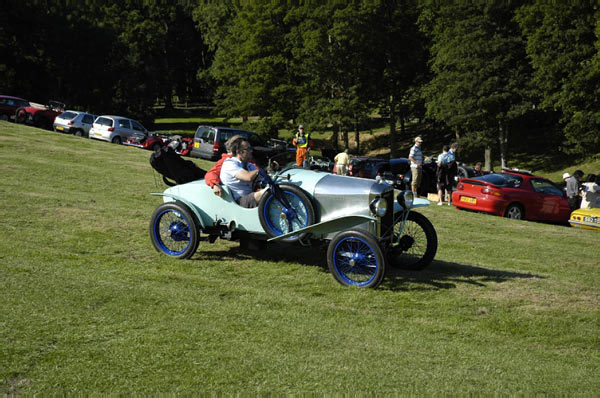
[505, 203, 524, 220]
[327, 229, 386, 288]
[149, 202, 199, 259]
[111, 136, 122, 145]
[387, 211, 438, 271]
[73, 129, 83, 137]
[258, 183, 315, 243]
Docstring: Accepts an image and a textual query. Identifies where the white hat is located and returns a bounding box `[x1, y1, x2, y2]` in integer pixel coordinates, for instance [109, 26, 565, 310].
[562, 172, 571, 179]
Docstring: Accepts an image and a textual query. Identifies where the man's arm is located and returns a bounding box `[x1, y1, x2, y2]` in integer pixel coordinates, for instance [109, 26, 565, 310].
[234, 167, 259, 182]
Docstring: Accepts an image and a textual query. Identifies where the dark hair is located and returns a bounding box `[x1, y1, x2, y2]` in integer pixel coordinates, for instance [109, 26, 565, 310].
[574, 170, 584, 178]
[229, 138, 248, 156]
[586, 173, 597, 183]
[442, 145, 449, 152]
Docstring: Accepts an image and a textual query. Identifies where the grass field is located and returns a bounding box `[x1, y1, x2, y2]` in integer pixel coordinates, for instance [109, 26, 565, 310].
[1, 122, 598, 394]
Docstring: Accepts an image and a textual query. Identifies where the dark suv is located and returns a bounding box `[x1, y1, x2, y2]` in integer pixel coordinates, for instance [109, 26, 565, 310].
[190, 126, 288, 166]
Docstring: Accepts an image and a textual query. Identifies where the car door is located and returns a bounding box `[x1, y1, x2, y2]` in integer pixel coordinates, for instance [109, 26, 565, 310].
[116, 118, 132, 140]
[529, 178, 571, 222]
[81, 114, 95, 135]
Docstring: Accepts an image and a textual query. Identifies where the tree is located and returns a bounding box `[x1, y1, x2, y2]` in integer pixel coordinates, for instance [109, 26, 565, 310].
[421, 3, 534, 169]
[516, 3, 600, 157]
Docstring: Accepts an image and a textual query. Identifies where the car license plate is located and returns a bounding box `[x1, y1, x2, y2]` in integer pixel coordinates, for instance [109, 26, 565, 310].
[460, 196, 476, 204]
[56, 126, 64, 131]
[194, 142, 199, 148]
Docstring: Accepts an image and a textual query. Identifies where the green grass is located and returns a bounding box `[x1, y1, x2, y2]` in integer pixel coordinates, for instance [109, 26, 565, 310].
[1, 121, 599, 394]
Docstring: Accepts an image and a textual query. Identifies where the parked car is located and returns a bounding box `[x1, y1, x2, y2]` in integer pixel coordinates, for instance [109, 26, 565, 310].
[267, 150, 334, 173]
[346, 156, 476, 196]
[569, 208, 600, 231]
[452, 168, 571, 223]
[53, 110, 97, 137]
[89, 115, 149, 144]
[190, 125, 288, 166]
[0, 95, 30, 122]
[124, 132, 168, 151]
[166, 135, 194, 156]
[15, 100, 66, 130]
[149, 166, 438, 289]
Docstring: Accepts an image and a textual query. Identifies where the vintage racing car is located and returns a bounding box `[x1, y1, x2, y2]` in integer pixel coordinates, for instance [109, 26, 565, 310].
[149, 166, 438, 288]
[569, 208, 600, 231]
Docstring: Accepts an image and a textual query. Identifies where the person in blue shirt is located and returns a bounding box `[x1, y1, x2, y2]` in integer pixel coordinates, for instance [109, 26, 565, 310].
[408, 136, 424, 195]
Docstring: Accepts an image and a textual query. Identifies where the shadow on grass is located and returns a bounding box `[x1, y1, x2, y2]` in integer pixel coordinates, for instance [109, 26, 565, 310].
[381, 259, 544, 292]
[191, 242, 543, 292]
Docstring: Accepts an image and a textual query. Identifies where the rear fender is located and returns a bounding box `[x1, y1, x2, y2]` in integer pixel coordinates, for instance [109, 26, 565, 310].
[151, 193, 206, 229]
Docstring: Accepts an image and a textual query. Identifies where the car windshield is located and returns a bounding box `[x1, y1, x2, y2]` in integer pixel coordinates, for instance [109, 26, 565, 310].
[478, 173, 523, 188]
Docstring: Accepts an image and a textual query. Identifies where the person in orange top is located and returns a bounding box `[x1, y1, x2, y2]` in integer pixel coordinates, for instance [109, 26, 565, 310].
[293, 124, 311, 167]
[204, 135, 244, 197]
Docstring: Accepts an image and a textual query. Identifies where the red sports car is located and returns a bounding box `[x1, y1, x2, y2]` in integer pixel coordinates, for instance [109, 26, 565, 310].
[452, 168, 571, 223]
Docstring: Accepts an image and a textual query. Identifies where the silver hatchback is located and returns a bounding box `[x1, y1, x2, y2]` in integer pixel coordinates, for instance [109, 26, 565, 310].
[53, 110, 97, 137]
[89, 115, 149, 144]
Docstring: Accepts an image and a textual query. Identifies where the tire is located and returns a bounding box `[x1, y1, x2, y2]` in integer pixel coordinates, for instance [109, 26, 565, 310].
[457, 165, 470, 179]
[327, 229, 386, 288]
[0, 114, 8, 121]
[111, 136, 122, 145]
[73, 129, 83, 137]
[258, 183, 315, 243]
[149, 202, 199, 259]
[15, 108, 27, 124]
[504, 203, 524, 220]
[387, 211, 437, 271]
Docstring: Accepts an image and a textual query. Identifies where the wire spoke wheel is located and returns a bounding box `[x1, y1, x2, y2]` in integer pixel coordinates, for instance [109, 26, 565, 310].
[259, 184, 315, 243]
[387, 211, 437, 271]
[327, 229, 385, 288]
[150, 202, 199, 259]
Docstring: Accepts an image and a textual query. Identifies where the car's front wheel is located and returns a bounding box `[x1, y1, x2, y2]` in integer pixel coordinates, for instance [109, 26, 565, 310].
[327, 229, 386, 288]
[73, 129, 84, 137]
[149, 202, 199, 259]
[15, 108, 27, 124]
[387, 211, 438, 271]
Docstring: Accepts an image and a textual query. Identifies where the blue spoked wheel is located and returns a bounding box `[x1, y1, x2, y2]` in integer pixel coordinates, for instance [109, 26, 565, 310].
[149, 202, 199, 259]
[327, 229, 386, 288]
[258, 184, 315, 243]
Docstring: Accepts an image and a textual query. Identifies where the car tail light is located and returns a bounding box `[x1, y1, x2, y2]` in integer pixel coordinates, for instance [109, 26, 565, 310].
[212, 141, 220, 153]
[457, 183, 464, 190]
[481, 187, 502, 197]
[67, 121, 73, 126]
[108, 127, 114, 132]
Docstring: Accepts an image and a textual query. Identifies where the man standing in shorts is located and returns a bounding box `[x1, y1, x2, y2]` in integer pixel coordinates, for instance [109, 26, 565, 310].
[408, 136, 424, 196]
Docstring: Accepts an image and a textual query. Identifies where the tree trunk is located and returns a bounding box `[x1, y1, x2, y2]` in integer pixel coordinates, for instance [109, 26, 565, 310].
[389, 95, 397, 158]
[331, 123, 339, 151]
[164, 95, 173, 110]
[343, 130, 349, 151]
[484, 146, 492, 171]
[354, 119, 360, 154]
[498, 121, 508, 169]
